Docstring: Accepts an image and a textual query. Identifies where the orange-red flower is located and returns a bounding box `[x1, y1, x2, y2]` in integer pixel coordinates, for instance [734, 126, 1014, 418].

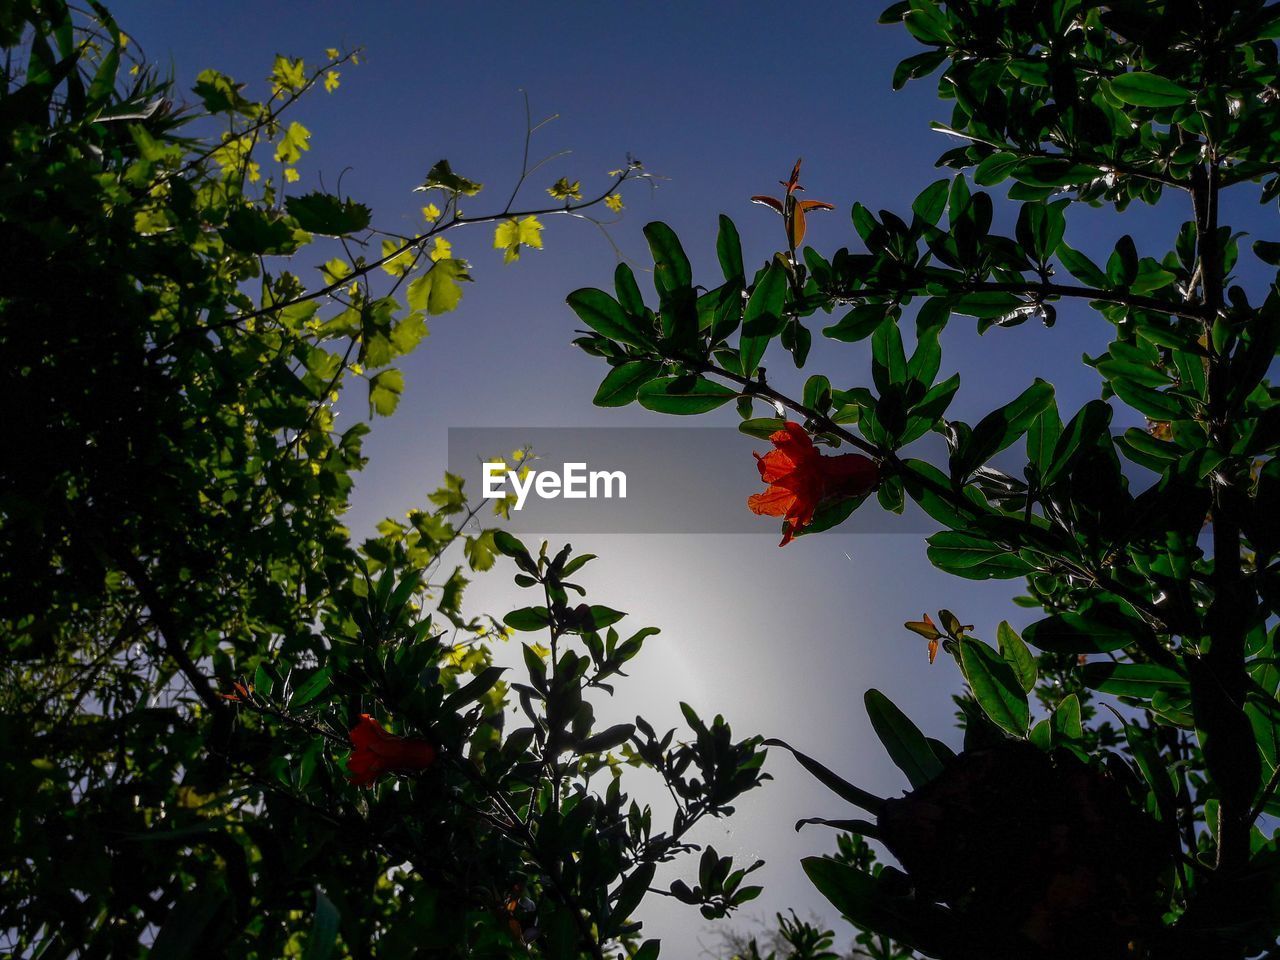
[346, 713, 437, 787]
[747, 422, 879, 546]
[751, 157, 835, 250]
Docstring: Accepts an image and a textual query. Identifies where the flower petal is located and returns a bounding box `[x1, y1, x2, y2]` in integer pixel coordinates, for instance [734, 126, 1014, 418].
[748, 485, 797, 517]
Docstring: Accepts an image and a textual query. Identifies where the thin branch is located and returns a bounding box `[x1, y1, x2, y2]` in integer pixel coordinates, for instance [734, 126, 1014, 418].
[833, 279, 1211, 322]
[153, 170, 634, 354]
[117, 553, 224, 712]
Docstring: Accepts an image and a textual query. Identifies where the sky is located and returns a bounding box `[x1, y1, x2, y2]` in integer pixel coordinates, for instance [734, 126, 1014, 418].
[113, 2, 1278, 952]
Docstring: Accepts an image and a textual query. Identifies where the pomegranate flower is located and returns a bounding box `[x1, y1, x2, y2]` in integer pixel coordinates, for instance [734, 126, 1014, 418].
[747, 422, 879, 546]
[751, 157, 835, 251]
[346, 713, 437, 787]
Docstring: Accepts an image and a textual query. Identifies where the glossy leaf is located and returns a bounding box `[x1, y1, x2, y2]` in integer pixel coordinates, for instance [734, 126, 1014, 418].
[959, 638, 1029, 736]
[865, 689, 945, 787]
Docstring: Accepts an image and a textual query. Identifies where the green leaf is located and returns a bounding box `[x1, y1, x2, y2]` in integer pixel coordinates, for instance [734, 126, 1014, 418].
[593, 360, 661, 407]
[586, 604, 626, 629]
[607, 863, 656, 937]
[580, 723, 637, 754]
[442, 666, 507, 713]
[1057, 244, 1110, 288]
[864, 689, 945, 787]
[740, 259, 788, 376]
[504, 606, 551, 631]
[1254, 240, 1280, 267]
[902, 373, 960, 443]
[1015, 200, 1066, 263]
[302, 888, 340, 960]
[738, 417, 785, 439]
[871, 316, 907, 393]
[803, 374, 832, 413]
[824, 303, 889, 343]
[956, 378, 1054, 476]
[764, 739, 884, 815]
[221, 206, 300, 256]
[150, 889, 226, 960]
[614, 262, 646, 315]
[285, 192, 372, 236]
[952, 291, 1024, 319]
[566, 288, 650, 348]
[926, 532, 1033, 580]
[900, 459, 985, 530]
[1051, 693, 1083, 741]
[290, 667, 331, 708]
[717, 214, 744, 282]
[910, 179, 950, 224]
[1083, 662, 1187, 698]
[1125, 724, 1177, 822]
[367, 369, 405, 416]
[1111, 71, 1192, 107]
[418, 159, 483, 195]
[637, 376, 738, 415]
[1022, 607, 1153, 655]
[959, 638, 1029, 736]
[406, 259, 470, 315]
[974, 151, 1020, 186]
[997, 621, 1037, 693]
[1026, 401, 1062, 475]
[1044, 399, 1112, 486]
[492, 530, 531, 562]
[802, 858, 951, 957]
[644, 221, 693, 297]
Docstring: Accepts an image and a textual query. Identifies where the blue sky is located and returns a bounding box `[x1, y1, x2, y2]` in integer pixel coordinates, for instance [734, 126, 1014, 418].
[114, 1, 1277, 950]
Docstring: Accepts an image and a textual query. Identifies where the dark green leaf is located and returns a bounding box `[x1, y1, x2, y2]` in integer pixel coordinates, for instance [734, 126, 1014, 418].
[997, 621, 1037, 693]
[504, 606, 551, 632]
[926, 532, 1032, 580]
[956, 378, 1054, 477]
[593, 360, 662, 407]
[285, 192, 372, 237]
[566, 288, 650, 349]
[1051, 693, 1083, 740]
[960, 638, 1029, 736]
[1023, 606, 1155, 655]
[637, 376, 738, 415]
[765, 739, 884, 814]
[302, 888, 340, 960]
[824, 303, 889, 343]
[740, 259, 788, 376]
[1083, 662, 1187, 698]
[1111, 71, 1192, 107]
[644, 221, 693, 297]
[717, 214, 744, 282]
[864, 689, 945, 787]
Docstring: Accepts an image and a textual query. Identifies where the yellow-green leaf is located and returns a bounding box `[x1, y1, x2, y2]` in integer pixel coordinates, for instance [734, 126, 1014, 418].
[368, 368, 405, 416]
[547, 177, 582, 200]
[406, 259, 470, 315]
[494, 216, 544, 264]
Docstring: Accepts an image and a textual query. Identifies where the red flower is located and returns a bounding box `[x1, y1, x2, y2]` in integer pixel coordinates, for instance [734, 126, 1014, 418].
[747, 422, 879, 546]
[346, 713, 437, 787]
